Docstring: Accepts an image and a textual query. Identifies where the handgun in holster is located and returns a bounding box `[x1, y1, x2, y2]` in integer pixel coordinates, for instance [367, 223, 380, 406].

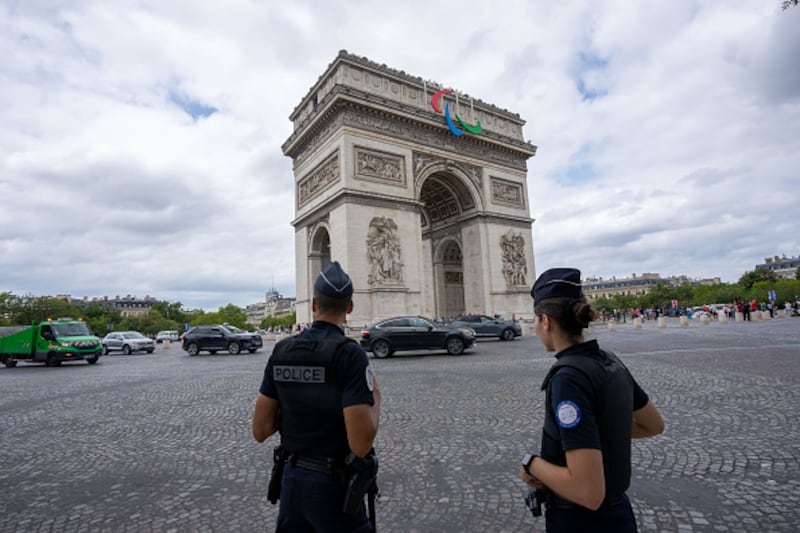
[524, 488, 544, 517]
[267, 445, 287, 505]
[342, 451, 379, 515]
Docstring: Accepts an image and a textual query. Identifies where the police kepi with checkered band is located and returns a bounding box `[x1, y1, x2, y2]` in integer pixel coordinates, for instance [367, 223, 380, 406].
[531, 268, 583, 301]
[315, 261, 353, 299]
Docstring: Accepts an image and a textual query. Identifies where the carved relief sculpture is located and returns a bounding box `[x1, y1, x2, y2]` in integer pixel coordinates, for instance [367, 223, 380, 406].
[367, 216, 403, 285]
[500, 230, 527, 288]
[297, 152, 340, 208]
[491, 177, 524, 208]
[355, 147, 405, 186]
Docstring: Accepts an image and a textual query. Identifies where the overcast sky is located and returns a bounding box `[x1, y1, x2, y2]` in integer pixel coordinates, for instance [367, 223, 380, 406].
[2, 1, 798, 311]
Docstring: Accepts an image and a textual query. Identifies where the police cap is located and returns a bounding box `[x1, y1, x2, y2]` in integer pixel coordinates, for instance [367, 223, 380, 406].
[531, 268, 583, 302]
[314, 261, 353, 300]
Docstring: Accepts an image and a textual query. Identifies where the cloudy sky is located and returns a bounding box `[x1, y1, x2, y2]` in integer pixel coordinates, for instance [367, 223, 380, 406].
[2, 1, 798, 310]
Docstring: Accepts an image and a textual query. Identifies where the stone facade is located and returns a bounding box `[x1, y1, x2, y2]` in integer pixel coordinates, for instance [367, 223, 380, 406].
[283, 51, 538, 326]
[757, 255, 800, 279]
[583, 273, 722, 300]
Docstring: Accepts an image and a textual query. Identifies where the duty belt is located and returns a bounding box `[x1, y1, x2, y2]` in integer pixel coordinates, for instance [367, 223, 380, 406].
[288, 453, 342, 476]
[542, 489, 624, 511]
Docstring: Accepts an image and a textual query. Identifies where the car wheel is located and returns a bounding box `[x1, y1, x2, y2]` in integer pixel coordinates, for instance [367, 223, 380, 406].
[102, 345, 109, 355]
[187, 343, 200, 356]
[86, 357, 98, 365]
[122, 345, 131, 355]
[228, 342, 241, 355]
[146, 349, 154, 354]
[501, 328, 515, 341]
[372, 339, 392, 359]
[446, 336, 465, 355]
[46, 352, 61, 367]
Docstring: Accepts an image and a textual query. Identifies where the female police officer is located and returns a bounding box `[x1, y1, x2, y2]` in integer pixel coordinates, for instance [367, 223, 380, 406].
[520, 268, 664, 532]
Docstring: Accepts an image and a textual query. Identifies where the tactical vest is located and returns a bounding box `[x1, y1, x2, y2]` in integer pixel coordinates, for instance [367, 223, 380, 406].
[270, 333, 355, 458]
[540, 346, 634, 505]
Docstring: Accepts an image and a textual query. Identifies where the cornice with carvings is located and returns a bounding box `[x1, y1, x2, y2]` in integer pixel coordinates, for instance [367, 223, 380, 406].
[283, 86, 536, 168]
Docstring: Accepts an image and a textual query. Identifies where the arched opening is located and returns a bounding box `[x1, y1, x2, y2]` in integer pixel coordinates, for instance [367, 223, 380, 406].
[309, 227, 331, 291]
[420, 172, 473, 319]
[439, 240, 464, 319]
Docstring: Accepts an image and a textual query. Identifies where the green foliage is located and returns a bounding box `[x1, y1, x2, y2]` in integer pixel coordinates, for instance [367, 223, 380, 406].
[0, 292, 189, 337]
[183, 304, 250, 330]
[150, 301, 186, 324]
[738, 269, 777, 290]
[587, 274, 800, 314]
[260, 313, 296, 330]
[217, 304, 249, 329]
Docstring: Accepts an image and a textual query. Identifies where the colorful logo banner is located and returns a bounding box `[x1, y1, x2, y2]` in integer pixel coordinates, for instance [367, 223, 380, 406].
[431, 89, 482, 137]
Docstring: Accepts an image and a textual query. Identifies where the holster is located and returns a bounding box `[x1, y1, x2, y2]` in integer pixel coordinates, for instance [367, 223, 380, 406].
[342, 451, 379, 515]
[267, 445, 286, 505]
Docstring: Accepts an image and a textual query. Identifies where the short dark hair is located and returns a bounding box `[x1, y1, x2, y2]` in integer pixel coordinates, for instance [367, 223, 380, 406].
[314, 290, 351, 314]
[534, 297, 596, 336]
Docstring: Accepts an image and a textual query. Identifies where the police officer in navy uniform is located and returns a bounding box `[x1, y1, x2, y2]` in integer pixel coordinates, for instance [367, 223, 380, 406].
[253, 261, 381, 532]
[520, 268, 665, 532]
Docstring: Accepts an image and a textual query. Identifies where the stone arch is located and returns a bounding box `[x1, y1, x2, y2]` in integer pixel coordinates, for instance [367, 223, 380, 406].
[414, 163, 484, 222]
[308, 223, 331, 288]
[431, 237, 465, 319]
[283, 52, 537, 325]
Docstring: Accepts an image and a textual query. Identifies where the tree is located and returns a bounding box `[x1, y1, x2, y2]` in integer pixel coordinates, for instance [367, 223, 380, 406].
[150, 301, 186, 324]
[738, 269, 777, 290]
[217, 304, 249, 329]
[260, 313, 296, 330]
[782, 1, 799, 10]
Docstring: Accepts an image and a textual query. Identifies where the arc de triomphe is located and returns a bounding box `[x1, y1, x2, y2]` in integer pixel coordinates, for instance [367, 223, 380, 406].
[282, 51, 538, 327]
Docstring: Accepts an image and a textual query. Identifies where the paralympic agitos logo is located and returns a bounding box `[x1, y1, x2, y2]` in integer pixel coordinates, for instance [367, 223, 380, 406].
[430, 89, 482, 137]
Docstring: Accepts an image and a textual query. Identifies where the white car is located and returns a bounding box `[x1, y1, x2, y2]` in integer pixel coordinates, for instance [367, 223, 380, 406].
[155, 330, 180, 343]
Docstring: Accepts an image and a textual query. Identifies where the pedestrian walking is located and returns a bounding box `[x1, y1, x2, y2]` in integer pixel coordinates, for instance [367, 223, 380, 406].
[520, 268, 665, 532]
[252, 261, 381, 532]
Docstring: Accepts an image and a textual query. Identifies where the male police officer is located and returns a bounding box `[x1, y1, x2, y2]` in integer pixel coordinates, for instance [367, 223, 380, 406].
[252, 261, 381, 532]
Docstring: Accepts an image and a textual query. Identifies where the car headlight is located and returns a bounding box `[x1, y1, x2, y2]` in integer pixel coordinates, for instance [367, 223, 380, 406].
[461, 329, 475, 337]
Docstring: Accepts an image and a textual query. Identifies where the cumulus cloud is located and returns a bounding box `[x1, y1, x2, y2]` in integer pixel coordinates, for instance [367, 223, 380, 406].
[1, 0, 798, 310]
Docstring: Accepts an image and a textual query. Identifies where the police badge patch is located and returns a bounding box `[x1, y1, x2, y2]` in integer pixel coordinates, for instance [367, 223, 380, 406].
[556, 400, 581, 428]
[365, 366, 375, 392]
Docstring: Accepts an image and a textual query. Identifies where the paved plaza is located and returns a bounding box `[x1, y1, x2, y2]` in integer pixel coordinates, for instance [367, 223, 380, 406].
[1, 317, 798, 532]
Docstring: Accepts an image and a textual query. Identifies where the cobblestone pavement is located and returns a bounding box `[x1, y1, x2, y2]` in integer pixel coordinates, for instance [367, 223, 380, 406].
[1, 317, 798, 532]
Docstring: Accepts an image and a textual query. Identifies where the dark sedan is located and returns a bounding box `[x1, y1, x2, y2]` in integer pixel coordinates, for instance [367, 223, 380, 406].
[449, 314, 522, 341]
[359, 316, 476, 358]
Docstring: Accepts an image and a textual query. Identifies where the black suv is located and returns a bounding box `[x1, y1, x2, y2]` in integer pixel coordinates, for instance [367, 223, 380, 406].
[181, 325, 262, 356]
[449, 314, 522, 341]
[360, 316, 476, 358]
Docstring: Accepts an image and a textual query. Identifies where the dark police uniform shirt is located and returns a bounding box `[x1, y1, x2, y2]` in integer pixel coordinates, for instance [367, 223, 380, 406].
[544, 339, 650, 511]
[259, 320, 375, 411]
[549, 340, 648, 452]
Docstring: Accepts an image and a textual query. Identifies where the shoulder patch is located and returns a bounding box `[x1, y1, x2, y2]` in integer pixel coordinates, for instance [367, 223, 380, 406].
[556, 400, 582, 429]
[365, 366, 375, 392]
